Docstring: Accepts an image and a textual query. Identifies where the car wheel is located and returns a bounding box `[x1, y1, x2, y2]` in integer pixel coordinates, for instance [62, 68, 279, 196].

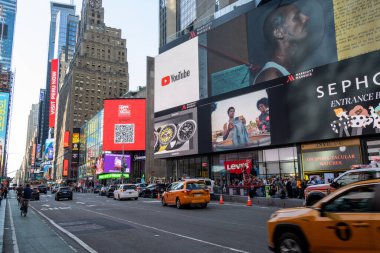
[176, 198, 182, 209]
[162, 197, 167, 206]
[56, 198, 59, 201]
[69, 196, 73, 200]
[134, 197, 138, 200]
[277, 232, 306, 253]
[118, 195, 121, 201]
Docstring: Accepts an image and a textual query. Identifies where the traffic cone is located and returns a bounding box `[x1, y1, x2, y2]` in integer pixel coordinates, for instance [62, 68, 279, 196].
[247, 195, 252, 206]
[219, 194, 224, 204]
[157, 192, 161, 200]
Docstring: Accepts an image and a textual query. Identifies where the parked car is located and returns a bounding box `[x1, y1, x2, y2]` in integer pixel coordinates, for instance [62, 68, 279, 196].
[305, 167, 380, 206]
[113, 184, 138, 200]
[162, 180, 210, 209]
[99, 186, 108, 196]
[268, 179, 380, 253]
[106, 185, 118, 198]
[94, 185, 103, 194]
[140, 183, 167, 198]
[55, 187, 73, 201]
[31, 188, 40, 201]
[135, 183, 147, 195]
[38, 185, 48, 194]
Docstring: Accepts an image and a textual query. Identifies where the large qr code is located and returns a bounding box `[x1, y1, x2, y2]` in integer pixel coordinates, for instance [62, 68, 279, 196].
[114, 124, 135, 144]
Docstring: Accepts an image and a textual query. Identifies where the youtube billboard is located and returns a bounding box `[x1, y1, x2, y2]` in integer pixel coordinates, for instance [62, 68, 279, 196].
[49, 59, 58, 128]
[103, 99, 146, 151]
[154, 37, 200, 112]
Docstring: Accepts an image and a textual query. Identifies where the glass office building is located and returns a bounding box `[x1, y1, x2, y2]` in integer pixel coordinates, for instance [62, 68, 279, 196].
[0, 0, 17, 70]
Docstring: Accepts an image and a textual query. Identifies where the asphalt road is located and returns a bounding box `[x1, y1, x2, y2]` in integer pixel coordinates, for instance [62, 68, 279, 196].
[5, 191, 280, 253]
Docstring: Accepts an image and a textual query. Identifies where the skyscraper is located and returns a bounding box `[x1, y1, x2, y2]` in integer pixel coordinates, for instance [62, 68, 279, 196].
[0, 0, 16, 70]
[54, 0, 129, 181]
[39, 2, 76, 155]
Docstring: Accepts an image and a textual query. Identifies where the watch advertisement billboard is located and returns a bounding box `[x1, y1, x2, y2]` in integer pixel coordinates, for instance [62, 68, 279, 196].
[154, 37, 200, 112]
[211, 89, 270, 152]
[49, 59, 58, 128]
[154, 107, 198, 158]
[0, 92, 9, 166]
[103, 154, 131, 173]
[103, 99, 146, 151]
[268, 49, 380, 145]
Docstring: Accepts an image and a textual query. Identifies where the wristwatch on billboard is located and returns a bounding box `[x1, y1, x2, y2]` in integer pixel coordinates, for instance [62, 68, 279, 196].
[166, 119, 197, 150]
[157, 124, 177, 152]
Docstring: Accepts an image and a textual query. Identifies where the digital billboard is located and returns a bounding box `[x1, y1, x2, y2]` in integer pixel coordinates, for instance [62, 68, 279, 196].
[103, 99, 146, 151]
[49, 59, 58, 128]
[0, 92, 9, 165]
[95, 155, 104, 175]
[154, 37, 200, 112]
[44, 138, 54, 160]
[154, 107, 198, 158]
[211, 89, 270, 152]
[268, 49, 380, 145]
[103, 154, 131, 173]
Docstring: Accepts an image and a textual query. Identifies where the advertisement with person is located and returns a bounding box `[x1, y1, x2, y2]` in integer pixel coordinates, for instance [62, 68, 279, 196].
[211, 89, 270, 152]
[154, 37, 200, 112]
[103, 99, 146, 151]
[154, 107, 198, 158]
[95, 155, 104, 175]
[248, 0, 337, 85]
[268, 50, 380, 145]
[103, 154, 131, 173]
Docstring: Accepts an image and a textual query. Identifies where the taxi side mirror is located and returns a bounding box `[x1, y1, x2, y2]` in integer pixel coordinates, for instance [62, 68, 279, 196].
[330, 182, 339, 189]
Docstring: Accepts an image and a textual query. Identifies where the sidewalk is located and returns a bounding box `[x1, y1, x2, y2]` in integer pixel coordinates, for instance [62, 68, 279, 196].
[214, 194, 304, 208]
[0, 195, 6, 253]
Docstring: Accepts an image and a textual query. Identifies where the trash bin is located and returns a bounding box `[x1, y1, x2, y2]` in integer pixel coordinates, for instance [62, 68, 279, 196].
[229, 188, 234, 196]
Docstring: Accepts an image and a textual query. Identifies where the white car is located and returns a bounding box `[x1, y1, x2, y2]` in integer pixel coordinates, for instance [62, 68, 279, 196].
[113, 184, 139, 200]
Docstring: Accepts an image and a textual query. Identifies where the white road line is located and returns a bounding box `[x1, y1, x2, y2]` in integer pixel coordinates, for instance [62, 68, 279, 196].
[76, 202, 85, 204]
[30, 206, 98, 253]
[76, 207, 250, 253]
[8, 199, 19, 253]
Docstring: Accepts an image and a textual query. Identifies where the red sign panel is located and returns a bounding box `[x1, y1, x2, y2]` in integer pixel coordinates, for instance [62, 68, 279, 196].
[224, 160, 252, 174]
[64, 131, 70, 148]
[49, 59, 59, 128]
[103, 99, 146, 151]
[63, 159, 69, 176]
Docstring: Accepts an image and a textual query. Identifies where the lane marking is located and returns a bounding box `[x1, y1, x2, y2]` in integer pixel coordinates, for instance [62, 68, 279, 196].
[76, 202, 85, 204]
[30, 206, 98, 253]
[8, 199, 19, 253]
[75, 206, 250, 253]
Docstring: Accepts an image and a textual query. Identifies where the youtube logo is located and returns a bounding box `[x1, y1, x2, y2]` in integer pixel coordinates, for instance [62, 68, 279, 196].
[161, 76, 170, 86]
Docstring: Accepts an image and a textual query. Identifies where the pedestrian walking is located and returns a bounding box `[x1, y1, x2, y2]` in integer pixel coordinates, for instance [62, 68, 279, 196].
[3, 187, 8, 199]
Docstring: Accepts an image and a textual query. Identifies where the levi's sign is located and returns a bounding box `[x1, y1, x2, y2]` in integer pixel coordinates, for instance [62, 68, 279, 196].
[161, 69, 190, 86]
[224, 160, 252, 174]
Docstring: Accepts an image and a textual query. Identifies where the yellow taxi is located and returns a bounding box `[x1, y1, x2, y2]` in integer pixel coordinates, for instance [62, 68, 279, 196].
[267, 179, 380, 253]
[161, 180, 210, 209]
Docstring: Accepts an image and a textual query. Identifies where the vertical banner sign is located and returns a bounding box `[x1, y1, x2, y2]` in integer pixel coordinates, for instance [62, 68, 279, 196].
[63, 159, 69, 177]
[0, 92, 9, 170]
[64, 131, 69, 148]
[49, 59, 58, 128]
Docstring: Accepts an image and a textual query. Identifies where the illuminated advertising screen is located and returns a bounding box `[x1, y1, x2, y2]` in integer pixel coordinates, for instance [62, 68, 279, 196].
[103, 154, 131, 173]
[44, 138, 54, 160]
[154, 107, 198, 158]
[211, 89, 270, 152]
[154, 37, 200, 112]
[63, 159, 68, 177]
[268, 49, 380, 145]
[95, 155, 104, 175]
[103, 99, 146, 151]
[0, 92, 9, 164]
[64, 131, 69, 148]
[49, 59, 58, 128]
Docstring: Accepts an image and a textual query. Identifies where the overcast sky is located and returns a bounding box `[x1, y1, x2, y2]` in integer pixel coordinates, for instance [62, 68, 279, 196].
[7, 0, 158, 177]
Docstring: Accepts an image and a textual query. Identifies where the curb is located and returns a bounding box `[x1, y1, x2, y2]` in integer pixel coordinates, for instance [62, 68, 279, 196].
[212, 194, 304, 208]
[0, 197, 7, 253]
